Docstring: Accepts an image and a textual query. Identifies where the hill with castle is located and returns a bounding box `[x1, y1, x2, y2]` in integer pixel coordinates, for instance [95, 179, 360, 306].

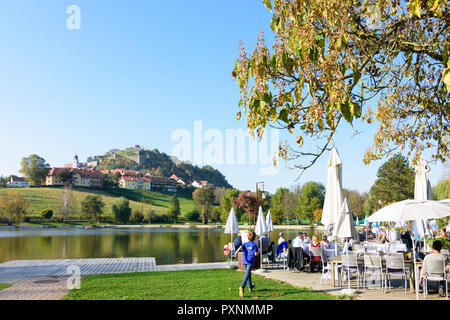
[84, 145, 233, 189]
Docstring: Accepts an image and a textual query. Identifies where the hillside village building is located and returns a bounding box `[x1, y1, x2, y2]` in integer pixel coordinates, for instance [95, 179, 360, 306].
[46, 168, 104, 188]
[191, 180, 214, 189]
[9, 176, 30, 188]
[119, 176, 177, 192]
[169, 174, 188, 187]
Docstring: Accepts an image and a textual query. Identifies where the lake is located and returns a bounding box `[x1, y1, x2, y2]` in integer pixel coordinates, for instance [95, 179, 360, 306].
[0, 227, 323, 265]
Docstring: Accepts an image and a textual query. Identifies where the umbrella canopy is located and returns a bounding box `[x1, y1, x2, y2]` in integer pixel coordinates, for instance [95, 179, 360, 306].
[364, 217, 369, 226]
[224, 207, 239, 234]
[355, 218, 360, 226]
[321, 147, 344, 230]
[265, 209, 274, 233]
[332, 198, 358, 240]
[368, 199, 450, 222]
[413, 158, 434, 237]
[255, 206, 268, 237]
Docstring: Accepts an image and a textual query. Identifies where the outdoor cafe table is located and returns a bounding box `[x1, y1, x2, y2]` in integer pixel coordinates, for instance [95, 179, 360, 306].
[329, 255, 422, 293]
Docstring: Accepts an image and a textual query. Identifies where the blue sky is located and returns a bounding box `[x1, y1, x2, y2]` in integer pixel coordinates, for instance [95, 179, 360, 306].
[0, 0, 446, 193]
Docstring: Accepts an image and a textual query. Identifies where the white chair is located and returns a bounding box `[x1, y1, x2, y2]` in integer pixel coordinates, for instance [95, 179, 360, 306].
[423, 259, 448, 300]
[320, 247, 337, 285]
[340, 252, 361, 290]
[385, 253, 408, 294]
[363, 253, 384, 291]
[353, 244, 365, 255]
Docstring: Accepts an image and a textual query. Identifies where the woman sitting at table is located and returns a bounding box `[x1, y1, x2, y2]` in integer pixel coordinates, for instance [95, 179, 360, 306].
[375, 231, 390, 244]
[309, 235, 322, 272]
[321, 235, 335, 249]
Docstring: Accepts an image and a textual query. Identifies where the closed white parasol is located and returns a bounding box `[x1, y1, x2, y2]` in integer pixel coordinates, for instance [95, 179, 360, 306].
[321, 147, 344, 234]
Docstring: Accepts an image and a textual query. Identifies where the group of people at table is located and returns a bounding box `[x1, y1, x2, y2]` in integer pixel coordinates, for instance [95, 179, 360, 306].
[231, 228, 449, 297]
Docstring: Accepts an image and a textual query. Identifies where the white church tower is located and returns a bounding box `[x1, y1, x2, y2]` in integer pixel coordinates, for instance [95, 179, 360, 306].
[73, 155, 80, 169]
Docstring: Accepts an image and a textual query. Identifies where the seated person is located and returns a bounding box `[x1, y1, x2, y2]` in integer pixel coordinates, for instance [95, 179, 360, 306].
[302, 233, 312, 246]
[276, 239, 289, 258]
[291, 232, 304, 248]
[291, 232, 310, 264]
[321, 235, 335, 249]
[375, 231, 390, 244]
[233, 233, 242, 249]
[309, 235, 322, 271]
[400, 230, 413, 251]
[278, 232, 286, 245]
[437, 228, 448, 238]
[419, 240, 449, 297]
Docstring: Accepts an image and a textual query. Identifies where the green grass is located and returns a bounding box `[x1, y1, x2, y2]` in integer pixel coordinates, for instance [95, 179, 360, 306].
[0, 187, 196, 219]
[64, 269, 335, 300]
[0, 283, 11, 291]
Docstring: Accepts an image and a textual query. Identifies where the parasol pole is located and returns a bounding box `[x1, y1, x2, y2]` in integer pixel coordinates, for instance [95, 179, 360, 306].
[411, 232, 419, 300]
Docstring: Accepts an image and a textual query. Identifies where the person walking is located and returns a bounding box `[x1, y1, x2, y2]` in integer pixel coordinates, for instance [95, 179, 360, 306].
[233, 231, 258, 297]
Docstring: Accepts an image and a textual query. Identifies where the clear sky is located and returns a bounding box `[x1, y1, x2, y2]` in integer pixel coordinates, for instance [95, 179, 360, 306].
[0, 0, 446, 193]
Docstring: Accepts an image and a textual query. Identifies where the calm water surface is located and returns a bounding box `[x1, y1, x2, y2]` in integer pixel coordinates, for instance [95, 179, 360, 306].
[0, 227, 322, 265]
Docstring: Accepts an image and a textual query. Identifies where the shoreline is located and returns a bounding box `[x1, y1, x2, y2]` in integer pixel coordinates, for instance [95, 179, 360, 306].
[0, 224, 324, 230]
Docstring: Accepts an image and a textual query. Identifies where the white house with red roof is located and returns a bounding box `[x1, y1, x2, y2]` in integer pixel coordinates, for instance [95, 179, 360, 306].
[191, 180, 214, 189]
[9, 176, 30, 188]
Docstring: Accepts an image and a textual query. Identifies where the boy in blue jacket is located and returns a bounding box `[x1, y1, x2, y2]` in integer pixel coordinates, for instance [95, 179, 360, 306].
[233, 231, 258, 297]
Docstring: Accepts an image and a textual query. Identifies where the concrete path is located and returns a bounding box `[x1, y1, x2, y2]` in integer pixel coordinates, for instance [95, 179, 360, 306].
[0, 277, 70, 300]
[0, 258, 229, 300]
[0, 257, 157, 283]
[256, 267, 447, 300]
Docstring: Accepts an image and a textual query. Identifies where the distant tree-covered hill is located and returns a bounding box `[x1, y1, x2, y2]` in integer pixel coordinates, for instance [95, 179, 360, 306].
[91, 146, 233, 189]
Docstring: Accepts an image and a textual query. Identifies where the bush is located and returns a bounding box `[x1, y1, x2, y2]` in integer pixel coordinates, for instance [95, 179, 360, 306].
[151, 213, 169, 223]
[240, 213, 249, 223]
[39, 208, 53, 220]
[185, 210, 200, 222]
[425, 238, 450, 249]
[23, 216, 32, 223]
[130, 210, 144, 223]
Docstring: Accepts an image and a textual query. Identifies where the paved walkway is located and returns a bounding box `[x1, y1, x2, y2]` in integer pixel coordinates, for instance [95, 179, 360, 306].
[0, 258, 228, 300]
[0, 277, 69, 300]
[0, 257, 157, 283]
[255, 266, 447, 300]
[0, 259, 446, 300]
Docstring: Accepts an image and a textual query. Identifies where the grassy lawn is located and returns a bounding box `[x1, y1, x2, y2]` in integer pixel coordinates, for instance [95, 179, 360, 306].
[0, 283, 11, 291]
[0, 187, 197, 219]
[65, 269, 335, 300]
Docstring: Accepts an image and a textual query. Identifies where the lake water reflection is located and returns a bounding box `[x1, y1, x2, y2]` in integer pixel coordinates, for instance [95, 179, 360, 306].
[0, 227, 323, 265]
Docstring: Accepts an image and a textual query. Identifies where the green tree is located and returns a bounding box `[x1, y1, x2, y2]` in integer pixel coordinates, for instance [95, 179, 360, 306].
[167, 195, 181, 224]
[219, 189, 243, 223]
[0, 190, 30, 223]
[39, 208, 53, 221]
[233, 0, 449, 175]
[433, 177, 450, 200]
[57, 169, 72, 186]
[270, 187, 289, 224]
[185, 209, 200, 222]
[81, 195, 105, 224]
[19, 155, 50, 186]
[146, 210, 156, 224]
[193, 187, 216, 224]
[130, 210, 144, 223]
[343, 189, 366, 218]
[112, 197, 132, 224]
[297, 182, 325, 223]
[282, 191, 298, 225]
[365, 154, 415, 213]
